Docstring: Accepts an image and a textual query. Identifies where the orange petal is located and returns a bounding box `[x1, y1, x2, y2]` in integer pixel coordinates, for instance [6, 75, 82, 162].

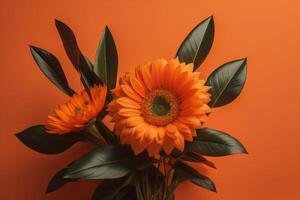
[116, 97, 141, 109]
[129, 75, 146, 97]
[156, 127, 166, 145]
[180, 107, 207, 116]
[174, 133, 185, 151]
[178, 116, 202, 127]
[111, 88, 125, 98]
[173, 121, 193, 142]
[166, 124, 179, 139]
[126, 116, 145, 127]
[131, 143, 146, 155]
[147, 141, 161, 157]
[183, 63, 194, 72]
[118, 108, 141, 117]
[163, 63, 175, 90]
[120, 84, 143, 102]
[150, 59, 166, 89]
[140, 64, 153, 91]
[162, 137, 174, 155]
[144, 125, 157, 142]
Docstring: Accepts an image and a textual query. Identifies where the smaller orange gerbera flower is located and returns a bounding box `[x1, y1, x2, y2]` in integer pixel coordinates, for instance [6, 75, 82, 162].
[46, 85, 107, 134]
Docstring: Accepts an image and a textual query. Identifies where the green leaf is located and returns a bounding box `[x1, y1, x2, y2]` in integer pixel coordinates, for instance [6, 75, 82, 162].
[176, 16, 214, 70]
[187, 128, 247, 157]
[64, 145, 153, 179]
[46, 164, 78, 193]
[206, 58, 247, 107]
[113, 186, 137, 200]
[16, 125, 83, 154]
[55, 19, 102, 90]
[84, 55, 94, 69]
[180, 151, 216, 169]
[94, 26, 118, 90]
[29, 46, 74, 96]
[172, 161, 216, 192]
[91, 175, 133, 200]
[94, 119, 118, 144]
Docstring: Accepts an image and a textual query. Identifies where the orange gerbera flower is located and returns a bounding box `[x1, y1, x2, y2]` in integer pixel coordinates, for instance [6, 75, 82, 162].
[46, 85, 107, 134]
[108, 58, 211, 157]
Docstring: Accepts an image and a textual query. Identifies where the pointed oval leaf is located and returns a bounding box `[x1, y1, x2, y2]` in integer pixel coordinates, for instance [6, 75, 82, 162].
[55, 19, 80, 69]
[84, 55, 94, 69]
[94, 26, 118, 90]
[64, 145, 153, 179]
[92, 175, 132, 200]
[29, 46, 74, 96]
[172, 161, 216, 192]
[55, 19, 102, 89]
[46, 165, 78, 193]
[79, 52, 103, 88]
[113, 186, 137, 200]
[206, 58, 247, 107]
[16, 125, 83, 154]
[180, 152, 216, 169]
[187, 128, 247, 157]
[176, 16, 214, 70]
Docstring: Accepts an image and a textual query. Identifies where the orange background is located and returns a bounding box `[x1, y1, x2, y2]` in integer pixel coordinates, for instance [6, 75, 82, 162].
[1, 0, 300, 199]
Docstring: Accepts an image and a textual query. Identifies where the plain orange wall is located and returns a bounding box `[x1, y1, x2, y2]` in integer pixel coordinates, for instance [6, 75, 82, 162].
[1, 0, 300, 199]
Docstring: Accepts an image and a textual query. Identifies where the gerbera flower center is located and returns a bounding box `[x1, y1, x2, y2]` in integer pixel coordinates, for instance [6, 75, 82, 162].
[142, 89, 179, 126]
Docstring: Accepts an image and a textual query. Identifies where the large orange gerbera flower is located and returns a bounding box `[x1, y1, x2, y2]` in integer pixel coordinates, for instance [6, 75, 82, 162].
[108, 58, 211, 157]
[46, 85, 107, 134]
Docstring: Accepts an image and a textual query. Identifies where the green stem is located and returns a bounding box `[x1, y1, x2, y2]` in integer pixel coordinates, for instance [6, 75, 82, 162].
[84, 119, 107, 146]
[140, 171, 146, 200]
[167, 180, 178, 200]
[158, 160, 163, 200]
[144, 169, 150, 199]
[135, 176, 144, 200]
[162, 158, 170, 200]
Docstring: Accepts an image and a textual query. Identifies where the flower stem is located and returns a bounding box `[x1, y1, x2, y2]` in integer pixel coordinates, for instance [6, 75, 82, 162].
[162, 157, 170, 200]
[84, 119, 107, 146]
[135, 175, 145, 200]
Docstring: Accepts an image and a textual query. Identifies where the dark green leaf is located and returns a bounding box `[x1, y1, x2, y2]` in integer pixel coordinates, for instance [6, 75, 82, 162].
[176, 16, 214, 70]
[29, 46, 74, 96]
[64, 145, 153, 179]
[55, 19, 102, 89]
[79, 53, 102, 88]
[16, 125, 83, 154]
[172, 161, 216, 192]
[160, 148, 181, 158]
[94, 26, 118, 90]
[84, 55, 94, 69]
[97, 94, 113, 119]
[206, 58, 247, 107]
[55, 19, 80, 69]
[46, 164, 78, 193]
[113, 186, 137, 200]
[187, 128, 247, 157]
[180, 151, 216, 169]
[97, 105, 109, 119]
[94, 119, 118, 144]
[92, 175, 133, 200]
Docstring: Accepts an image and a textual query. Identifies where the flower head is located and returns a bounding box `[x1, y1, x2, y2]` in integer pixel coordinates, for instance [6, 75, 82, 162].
[46, 85, 107, 134]
[108, 58, 211, 157]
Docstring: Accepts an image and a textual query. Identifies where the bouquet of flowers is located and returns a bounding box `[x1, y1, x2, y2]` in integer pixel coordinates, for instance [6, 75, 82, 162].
[16, 16, 247, 200]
